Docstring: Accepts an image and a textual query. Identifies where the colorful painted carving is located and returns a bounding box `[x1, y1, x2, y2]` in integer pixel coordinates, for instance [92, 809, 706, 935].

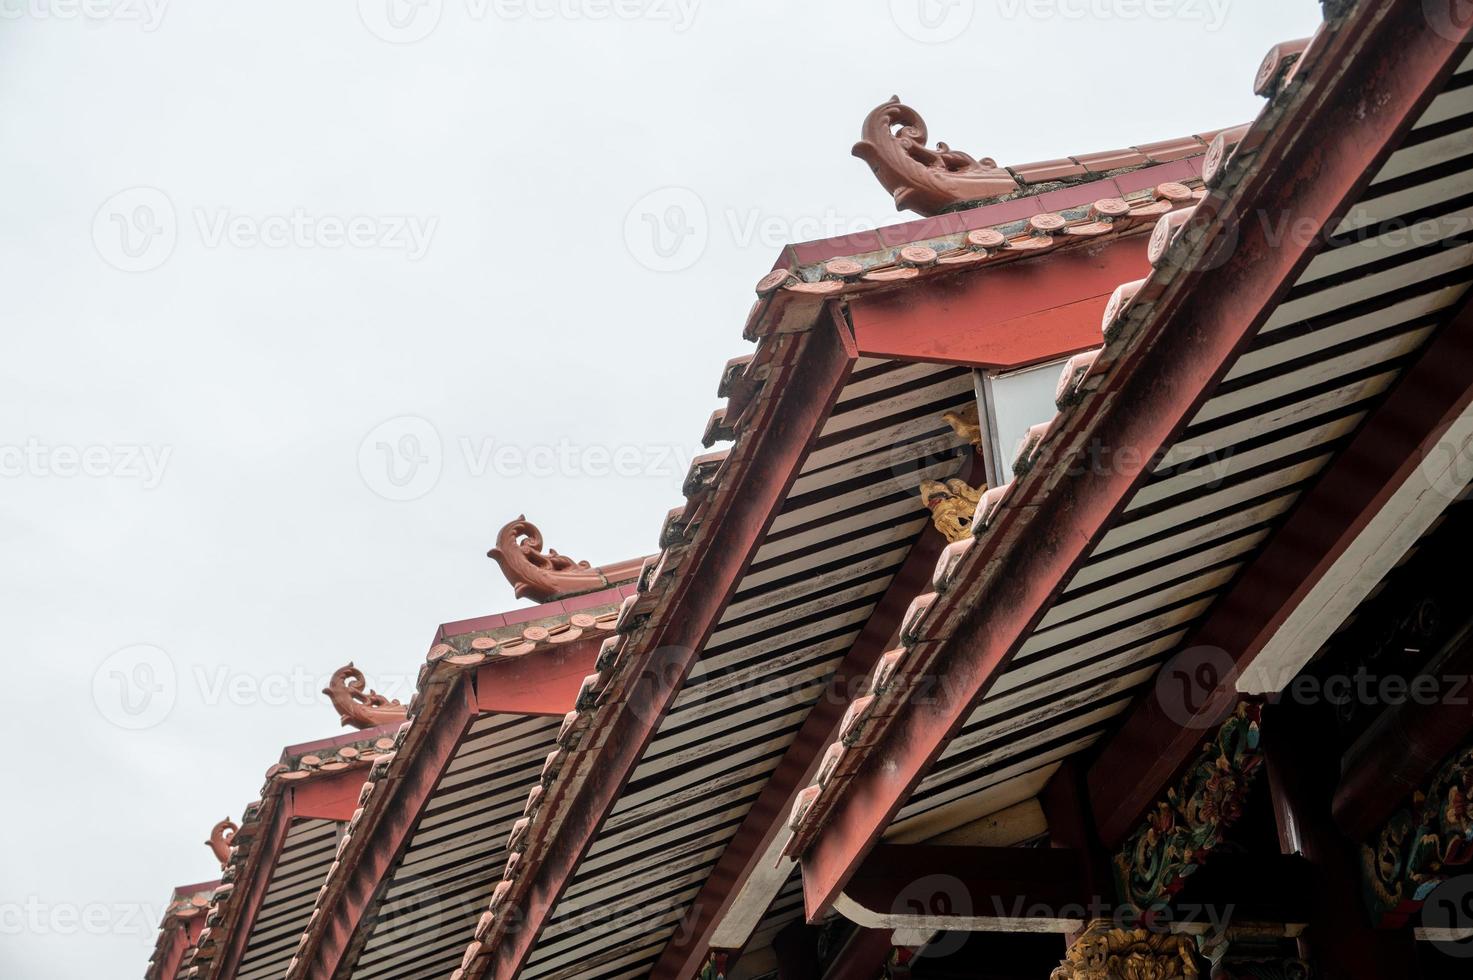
[920, 479, 984, 544]
[1115, 702, 1264, 910]
[1363, 741, 1473, 925]
[1051, 920, 1201, 980]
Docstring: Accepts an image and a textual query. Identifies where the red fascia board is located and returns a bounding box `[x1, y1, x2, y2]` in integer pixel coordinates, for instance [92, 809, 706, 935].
[212, 789, 297, 980]
[283, 723, 399, 759]
[155, 914, 205, 980]
[437, 583, 632, 638]
[474, 634, 601, 716]
[481, 308, 858, 980]
[291, 767, 368, 822]
[304, 676, 479, 980]
[847, 234, 1149, 369]
[780, 159, 1200, 269]
[797, 0, 1473, 920]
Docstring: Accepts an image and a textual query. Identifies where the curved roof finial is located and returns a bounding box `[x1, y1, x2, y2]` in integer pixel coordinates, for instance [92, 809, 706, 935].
[853, 97, 1020, 216]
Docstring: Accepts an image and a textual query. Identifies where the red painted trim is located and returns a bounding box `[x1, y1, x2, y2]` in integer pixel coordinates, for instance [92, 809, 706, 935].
[305, 676, 478, 980]
[482, 308, 857, 980]
[780, 159, 1200, 267]
[283, 723, 399, 758]
[650, 484, 965, 979]
[211, 789, 296, 980]
[797, 2, 1473, 919]
[154, 914, 205, 980]
[1092, 300, 1473, 847]
[474, 635, 601, 716]
[848, 235, 1149, 369]
[291, 767, 367, 822]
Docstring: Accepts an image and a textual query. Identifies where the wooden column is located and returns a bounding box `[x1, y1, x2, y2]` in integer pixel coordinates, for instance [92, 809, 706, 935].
[1261, 701, 1420, 979]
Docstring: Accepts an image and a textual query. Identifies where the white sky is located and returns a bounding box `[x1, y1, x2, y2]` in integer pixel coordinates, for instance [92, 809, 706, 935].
[0, 2, 1324, 976]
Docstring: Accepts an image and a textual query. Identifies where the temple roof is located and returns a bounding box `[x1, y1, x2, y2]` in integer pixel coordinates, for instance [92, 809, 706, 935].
[145, 4, 1473, 977]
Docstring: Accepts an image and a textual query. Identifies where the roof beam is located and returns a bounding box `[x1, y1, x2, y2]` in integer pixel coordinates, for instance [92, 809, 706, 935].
[303, 675, 477, 980]
[650, 511, 958, 978]
[830, 843, 1093, 934]
[483, 306, 857, 980]
[211, 790, 297, 980]
[797, 0, 1472, 919]
[1090, 297, 1473, 848]
[847, 236, 1148, 369]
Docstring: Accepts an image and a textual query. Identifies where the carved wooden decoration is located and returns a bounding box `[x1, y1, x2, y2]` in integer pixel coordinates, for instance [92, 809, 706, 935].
[323, 663, 407, 730]
[488, 515, 612, 603]
[1364, 740, 1473, 925]
[1115, 702, 1264, 910]
[920, 478, 984, 543]
[853, 97, 1021, 216]
[206, 818, 238, 869]
[1051, 920, 1202, 980]
[941, 402, 984, 450]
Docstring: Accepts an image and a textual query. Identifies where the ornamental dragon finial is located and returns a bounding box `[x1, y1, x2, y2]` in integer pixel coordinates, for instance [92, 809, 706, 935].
[921, 478, 985, 544]
[488, 515, 612, 603]
[322, 663, 407, 730]
[206, 818, 238, 869]
[853, 96, 1021, 216]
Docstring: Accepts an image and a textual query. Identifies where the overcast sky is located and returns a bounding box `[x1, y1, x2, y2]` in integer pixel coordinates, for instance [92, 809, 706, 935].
[0, 2, 1324, 976]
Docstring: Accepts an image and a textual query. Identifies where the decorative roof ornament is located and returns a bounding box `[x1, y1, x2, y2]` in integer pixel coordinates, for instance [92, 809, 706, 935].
[941, 402, 984, 450]
[920, 479, 984, 544]
[1114, 701, 1263, 910]
[853, 97, 1021, 216]
[489, 515, 632, 603]
[206, 818, 238, 869]
[1050, 920, 1202, 979]
[323, 663, 407, 730]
